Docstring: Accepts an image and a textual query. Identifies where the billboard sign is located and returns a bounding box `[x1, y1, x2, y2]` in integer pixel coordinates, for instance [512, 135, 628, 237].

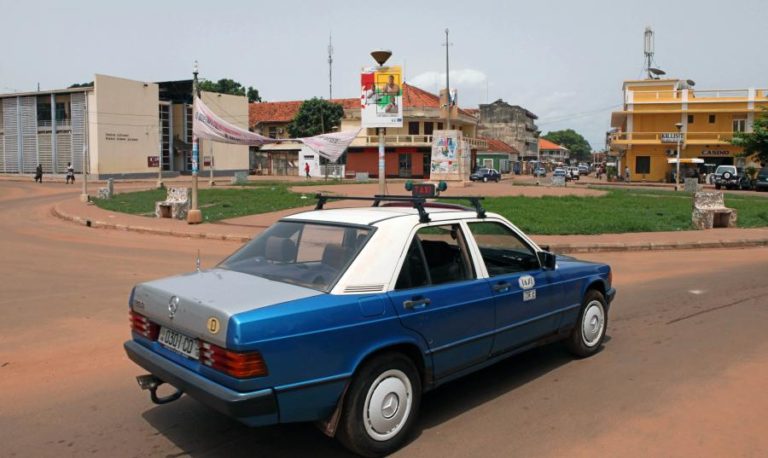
[361, 65, 403, 128]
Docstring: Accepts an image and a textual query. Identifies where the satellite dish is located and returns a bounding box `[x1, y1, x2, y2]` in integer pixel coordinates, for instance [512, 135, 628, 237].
[370, 50, 392, 66]
[649, 68, 666, 76]
[686, 79, 696, 87]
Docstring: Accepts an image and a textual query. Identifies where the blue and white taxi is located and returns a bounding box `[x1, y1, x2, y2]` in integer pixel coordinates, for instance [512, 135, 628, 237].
[124, 194, 615, 457]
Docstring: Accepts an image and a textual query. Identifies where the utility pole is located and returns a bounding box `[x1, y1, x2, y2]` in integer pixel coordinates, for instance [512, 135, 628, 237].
[328, 33, 334, 100]
[444, 28, 451, 130]
[187, 61, 203, 224]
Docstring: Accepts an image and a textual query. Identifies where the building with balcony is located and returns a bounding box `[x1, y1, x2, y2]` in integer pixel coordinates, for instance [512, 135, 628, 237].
[609, 79, 768, 182]
[0, 74, 249, 178]
[477, 99, 539, 159]
[538, 138, 570, 164]
[249, 83, 485, 179]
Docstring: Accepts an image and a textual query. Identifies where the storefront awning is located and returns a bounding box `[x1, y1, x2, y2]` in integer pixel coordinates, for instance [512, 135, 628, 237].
[667, 158, 704, 164]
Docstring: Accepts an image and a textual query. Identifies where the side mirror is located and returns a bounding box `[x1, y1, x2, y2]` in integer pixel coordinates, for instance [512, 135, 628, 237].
[537, 251, 557, 270]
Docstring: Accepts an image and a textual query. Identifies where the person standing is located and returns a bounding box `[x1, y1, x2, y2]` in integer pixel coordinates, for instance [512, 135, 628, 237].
[304, 162, 310, 179]
[66, 162, 75, 184]
[624, 165, 630, 183]
[34, 164, 43, 183]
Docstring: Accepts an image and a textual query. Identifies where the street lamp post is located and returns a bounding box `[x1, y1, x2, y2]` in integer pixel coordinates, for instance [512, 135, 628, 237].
[675, 122, 683, 192]
[370, 49, 392, 196]
[187, 61, 203, 224]
[80, 94, 90, 202]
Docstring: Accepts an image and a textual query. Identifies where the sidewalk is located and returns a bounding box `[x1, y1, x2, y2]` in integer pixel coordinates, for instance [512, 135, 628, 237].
[52, 194, 768, 254]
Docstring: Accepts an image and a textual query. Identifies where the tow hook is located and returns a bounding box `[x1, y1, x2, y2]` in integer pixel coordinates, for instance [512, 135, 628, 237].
[136, 374, 183, 405]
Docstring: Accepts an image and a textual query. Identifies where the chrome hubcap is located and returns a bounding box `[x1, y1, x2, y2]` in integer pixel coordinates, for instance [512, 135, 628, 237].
[364, 369, 412, 442]
[581, 300, 605, 347]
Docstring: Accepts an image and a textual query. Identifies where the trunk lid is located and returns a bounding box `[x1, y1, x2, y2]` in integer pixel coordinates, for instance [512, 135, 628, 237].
[131, 268, 322, 347]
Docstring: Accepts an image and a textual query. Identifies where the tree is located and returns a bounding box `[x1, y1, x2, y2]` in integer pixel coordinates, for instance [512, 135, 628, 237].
[287, 98, 344, 138]
[542, 129, 592, 162]
[68, 82, 93, 88]
[732, 108, 768, 166]
[199, 78, 262, 103]
[247, 87, 262, 103]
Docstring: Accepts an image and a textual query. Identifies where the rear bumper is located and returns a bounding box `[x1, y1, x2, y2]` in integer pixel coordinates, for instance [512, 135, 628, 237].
[124, 340, 278, 424]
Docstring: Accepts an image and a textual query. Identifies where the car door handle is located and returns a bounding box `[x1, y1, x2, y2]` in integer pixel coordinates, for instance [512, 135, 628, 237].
[403, 298, 431, 310]
[492, 282, 511, 293]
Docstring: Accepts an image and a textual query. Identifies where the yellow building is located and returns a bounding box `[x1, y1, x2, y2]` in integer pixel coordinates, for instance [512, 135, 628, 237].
[609, 79, 768, 182]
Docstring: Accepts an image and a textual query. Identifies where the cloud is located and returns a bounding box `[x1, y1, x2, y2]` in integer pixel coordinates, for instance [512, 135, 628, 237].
[409, 69, 487, 89]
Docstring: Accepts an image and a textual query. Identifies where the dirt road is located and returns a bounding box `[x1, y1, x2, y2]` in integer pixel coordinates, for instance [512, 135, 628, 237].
[1, 181, 766, 457]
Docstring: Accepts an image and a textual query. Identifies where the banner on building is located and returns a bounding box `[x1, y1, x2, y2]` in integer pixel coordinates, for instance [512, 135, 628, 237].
[193, 97, 359, 162]
[360, 65, 403, 128]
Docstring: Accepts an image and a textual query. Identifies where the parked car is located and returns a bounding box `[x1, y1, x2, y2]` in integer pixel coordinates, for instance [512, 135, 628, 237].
[533, 167, 547, 177]
[568, 167, 580, 180]
[124, 195, 616, 457]
[713, 165, 739, 190]
[578, 164, 590, 176]
[737, 173, 754, 191]
[756, 167, 768, 192]
[470, 168, 501, 182]
[553, 167, 569, 181]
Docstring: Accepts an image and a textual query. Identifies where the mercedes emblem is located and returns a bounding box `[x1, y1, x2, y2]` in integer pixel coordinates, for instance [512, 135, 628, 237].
[168, 296, 180, 319]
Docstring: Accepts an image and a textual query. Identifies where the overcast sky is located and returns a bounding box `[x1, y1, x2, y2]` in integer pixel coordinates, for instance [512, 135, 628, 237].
[2, 0, 766, 148]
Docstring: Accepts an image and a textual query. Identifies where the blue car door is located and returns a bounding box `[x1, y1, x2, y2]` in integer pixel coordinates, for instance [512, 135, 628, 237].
[466, 221, 564, 356]
[388, 223, 495, 380]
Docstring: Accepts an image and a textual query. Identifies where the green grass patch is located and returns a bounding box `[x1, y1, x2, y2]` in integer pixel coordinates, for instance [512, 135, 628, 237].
[94, 185, 314, 222]
[463, 188, 768, 235]
[95, 185, 768, 233]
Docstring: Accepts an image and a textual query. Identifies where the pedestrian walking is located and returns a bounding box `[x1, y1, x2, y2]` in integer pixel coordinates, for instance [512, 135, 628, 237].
[66, 162, 75, 184]
[304, 162, 310, 179]
[34, 164, 43, 183]
[624, 166, 630, 183]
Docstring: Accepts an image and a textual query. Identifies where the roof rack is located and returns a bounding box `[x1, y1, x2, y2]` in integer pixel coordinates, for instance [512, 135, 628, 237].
[314, 194, 486, 223]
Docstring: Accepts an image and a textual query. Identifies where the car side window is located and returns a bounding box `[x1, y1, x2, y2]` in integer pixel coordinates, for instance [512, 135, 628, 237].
[395, 224, 475, 289]
[395, 237, 430, 290]
[467, 221, 540, 276]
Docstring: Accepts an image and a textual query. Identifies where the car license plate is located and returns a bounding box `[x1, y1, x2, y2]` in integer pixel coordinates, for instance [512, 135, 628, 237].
[158, 327, 199, 360]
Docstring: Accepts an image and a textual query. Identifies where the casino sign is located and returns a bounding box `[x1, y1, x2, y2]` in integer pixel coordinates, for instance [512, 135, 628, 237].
[700, 149, 737, 157]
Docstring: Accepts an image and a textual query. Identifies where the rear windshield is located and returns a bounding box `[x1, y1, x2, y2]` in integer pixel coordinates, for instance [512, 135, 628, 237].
[219, 221, 372, 292]
[715, 166, 736, 174]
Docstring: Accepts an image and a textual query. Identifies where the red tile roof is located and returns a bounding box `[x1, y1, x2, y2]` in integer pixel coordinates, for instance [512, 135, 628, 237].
[539, 138, 567, 150]
[481, 137, 519, 154]
[249, 83, 473, 129]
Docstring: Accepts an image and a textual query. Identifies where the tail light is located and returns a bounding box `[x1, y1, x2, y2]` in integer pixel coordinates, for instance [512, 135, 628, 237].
[200, 342, 268, 378]
[130, 311, 160, 340]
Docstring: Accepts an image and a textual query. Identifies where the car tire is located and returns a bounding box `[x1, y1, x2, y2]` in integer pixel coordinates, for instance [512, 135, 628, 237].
[337, 353, 421, 457]
[565, 289, 608, 358]
[483, 177, 488, 183]
[495, 177, 500, 183]
[723, 171, 732, 180]
[715, 184, 721, 190]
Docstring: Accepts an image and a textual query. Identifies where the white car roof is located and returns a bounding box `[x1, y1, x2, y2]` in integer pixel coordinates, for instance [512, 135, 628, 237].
[283, 206, 481, 226]
[282, 204, 541, 295]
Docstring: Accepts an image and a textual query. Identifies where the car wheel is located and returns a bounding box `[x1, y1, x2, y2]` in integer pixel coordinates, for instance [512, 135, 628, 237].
[337, 353, 421, 457]
[483, 177, 488, 182]
[565, 289, 608, 358]
[715, 184, 721, 190]
[495, 177, 500, 182]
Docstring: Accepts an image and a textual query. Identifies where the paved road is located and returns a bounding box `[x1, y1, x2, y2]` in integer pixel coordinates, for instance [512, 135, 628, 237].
[1, 181, 767, 457]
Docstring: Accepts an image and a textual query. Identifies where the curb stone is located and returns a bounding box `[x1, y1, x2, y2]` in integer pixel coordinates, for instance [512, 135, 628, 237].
[51, 205, 252, 243]
[51, 204, 768, 254]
